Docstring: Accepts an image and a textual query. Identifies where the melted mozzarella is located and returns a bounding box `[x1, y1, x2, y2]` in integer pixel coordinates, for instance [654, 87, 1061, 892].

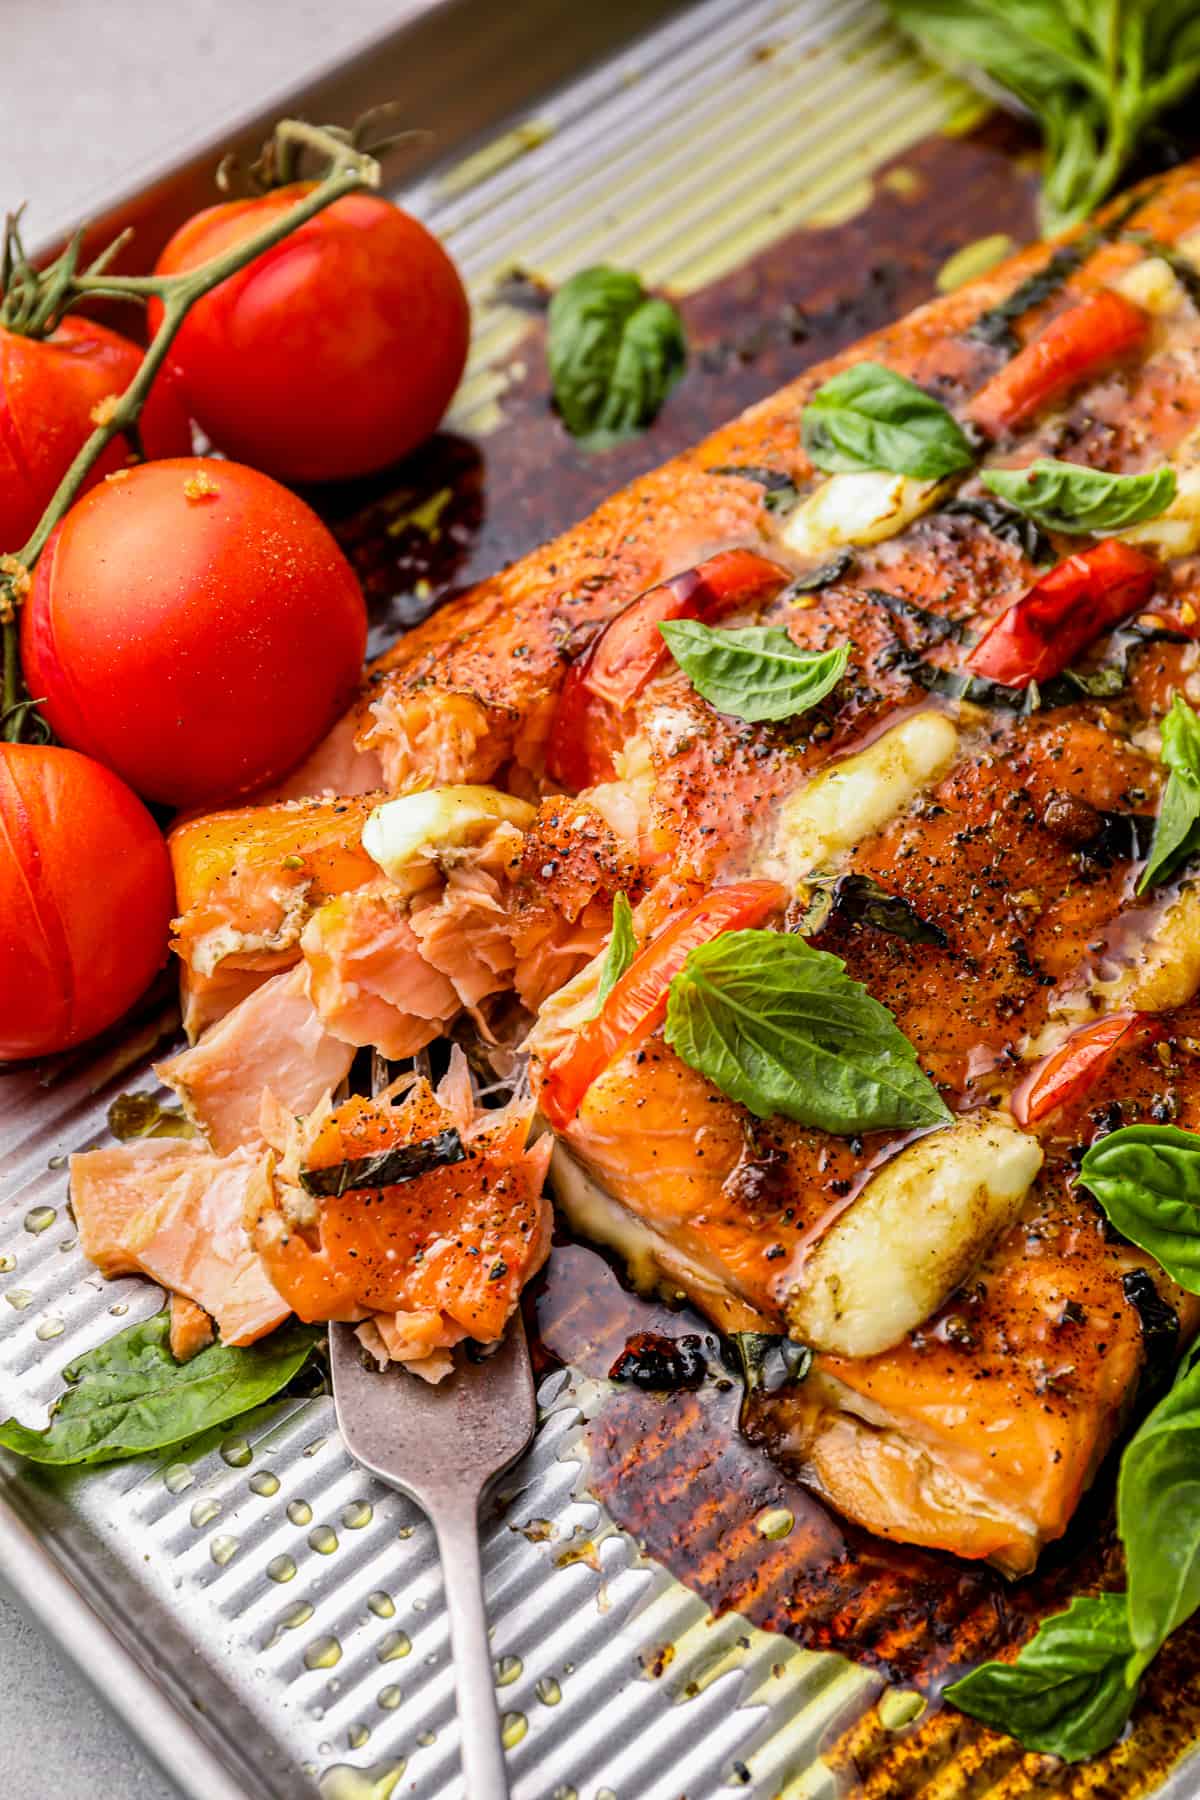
[363, 786, 534, 894]
[786, 1112, 1042, 1358]
[779, 470, 950, 557]
[768, 709, 958, 886]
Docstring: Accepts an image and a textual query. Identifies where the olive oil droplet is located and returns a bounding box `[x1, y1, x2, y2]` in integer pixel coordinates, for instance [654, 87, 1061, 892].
[494, 1654, 522, 1686]
[367, 1591, 394, 1619]
[535, 1675, 561, 1706]
[220, 1433, 252, 1467]
[35, 1316, 64, 1341]
[500, 1711, 527, 1750]
[377, 1684, 403, 1711]
[303, 1634, 342, 1671]
[308, 1525, 338, 1555]
[24, 1206, 56, 1235]
[210, 1534, 239, 1567]
[267, 1554, 297, 1583]
[288, 1498, 313, 1526]
[754, 1506, 794, 1540]
[377, 1630, 411, 1662]
[163, 1462, 194, 1494]
[5, 1289, 32, 1310]
[249, 1470, 279, 1497]
[341, 1499, 372, 1530]
[190, 1498, 221, 1529]
[0, 1252, 15, 1273]
[348, 1724, 370, 1749]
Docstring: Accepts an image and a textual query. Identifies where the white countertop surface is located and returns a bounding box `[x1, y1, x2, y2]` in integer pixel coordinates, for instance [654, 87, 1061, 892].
[1, 10, 405, 1789]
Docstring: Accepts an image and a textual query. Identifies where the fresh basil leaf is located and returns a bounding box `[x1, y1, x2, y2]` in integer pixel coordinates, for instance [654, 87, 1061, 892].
[944, 1595, 1136, 1762]
[547, 266, 686, 449]
[711, 465, 801, 513]
[588, 892, 636, 1018]
[1118, 1348, 1200, 1682]
[801, 361, 975, 481]
[0, 1312, 319, 1466]
[659, 621, 848, 724]
[1138, 693, 1200, 892]
[300, 1128, 465, 1199]
[982, 460, 1176, 533]
[1079, 1124, 1200, 1295]
[731, 1332, 813, 1394]
[664, 929, 951, 1134]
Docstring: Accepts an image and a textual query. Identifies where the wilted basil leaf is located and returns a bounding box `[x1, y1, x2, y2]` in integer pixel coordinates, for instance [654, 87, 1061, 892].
[732, 1332, 813, 1393]
[300, 1128, 466, 1198]
[711, 465, 801, 513]
[0, 1312, 319, 1466]
[548, 266, 686, 448]
[983, 460, 1176, 533]
[659, 620, 848, 723]
[664, 929, 951, 1134]
[802, 362, 975, 480]
[944, 1595, 1136, 1761]
[107, 1090, 193, 1142]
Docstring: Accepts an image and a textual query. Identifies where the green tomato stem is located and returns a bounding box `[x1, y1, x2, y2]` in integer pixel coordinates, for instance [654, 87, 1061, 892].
[0, 120, 380, 746]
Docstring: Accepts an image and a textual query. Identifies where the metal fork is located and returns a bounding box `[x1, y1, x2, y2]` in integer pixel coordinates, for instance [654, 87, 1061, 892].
[328, 1052, 537, 1800]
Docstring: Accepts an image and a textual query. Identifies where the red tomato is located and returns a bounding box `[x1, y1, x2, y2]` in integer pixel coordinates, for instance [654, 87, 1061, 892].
[539, 880, 788, 1129]
[966, 539, 1158, 688]
[149, 186, 469, 483]
[0, 316, 191, 551]
[1012, 1013, 1158, 1126]
[546, 549, 790, 789]
[21, 458, 367, 808]
[969, 289, 1149, 438]
[0, 743, 173, 1059]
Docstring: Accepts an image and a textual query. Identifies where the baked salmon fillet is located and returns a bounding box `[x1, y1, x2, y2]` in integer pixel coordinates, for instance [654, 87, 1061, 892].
[125, 161, 1200, 1553]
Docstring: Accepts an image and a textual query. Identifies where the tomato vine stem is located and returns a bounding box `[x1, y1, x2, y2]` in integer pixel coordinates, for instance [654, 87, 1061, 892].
[0, 118, 382, 742]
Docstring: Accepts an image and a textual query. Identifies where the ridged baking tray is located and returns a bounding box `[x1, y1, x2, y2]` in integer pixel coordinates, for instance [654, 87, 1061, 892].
[0, 3, 1134, 1797]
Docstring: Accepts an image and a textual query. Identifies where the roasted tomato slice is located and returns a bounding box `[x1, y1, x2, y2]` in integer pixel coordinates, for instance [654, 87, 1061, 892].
[546, 548, 790, 789]
[1012, 1012, 1159, 1127]
[538, 878, 788, 1129]
[966, 539, 1157, 688]
[970, 288, 1150, 438]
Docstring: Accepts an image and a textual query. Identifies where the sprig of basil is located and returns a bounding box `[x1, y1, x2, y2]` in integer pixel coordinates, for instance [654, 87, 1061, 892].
[1078, 1124, 1200, 1295]
[659, 621, 848, 723]
[801, 362, 975, 480]
[0, 1311, 319, 1466]
[300, 1128, 465, 1198]
[1118, 1346, 1200, 1682]
[982, 460, 1176, 533]
[547, 266, 686, 449]
[588, 891, 636, 1018]
[944, 1595, 1136, 1762]
[663, 929, 951, 1134]
[1138, 693, 1200, 892]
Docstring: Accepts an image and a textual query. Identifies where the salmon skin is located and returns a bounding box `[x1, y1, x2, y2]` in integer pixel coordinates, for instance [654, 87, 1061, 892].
[87, 162, 1200, 1559]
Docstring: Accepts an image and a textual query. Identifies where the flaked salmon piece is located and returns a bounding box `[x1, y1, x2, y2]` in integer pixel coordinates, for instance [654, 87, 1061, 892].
[354, 1310, 468, 1385]
[169, 793, 381, 1038]
[300, 885, 461, 1059]
[250, 1055, 552, 1369]
[260, 708, 384, 802]
[180, 963, 272, 1042]
[169, 1294, 215, 1361]
[70, 1137, 289, 1346]
[156, 965, 354, 1154]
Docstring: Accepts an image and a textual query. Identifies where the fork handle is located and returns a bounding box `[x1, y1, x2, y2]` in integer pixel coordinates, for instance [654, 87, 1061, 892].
[434, 1498, 511, 1800]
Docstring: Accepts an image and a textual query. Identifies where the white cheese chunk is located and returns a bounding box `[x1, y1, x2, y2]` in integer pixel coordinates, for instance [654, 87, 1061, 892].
[779, 470, 950, 557]
[787, 1112, 1042, 1358]
[770, 709, 958, 886]
[363, 785, 534, 894]
[1112, 256, 1187, 317]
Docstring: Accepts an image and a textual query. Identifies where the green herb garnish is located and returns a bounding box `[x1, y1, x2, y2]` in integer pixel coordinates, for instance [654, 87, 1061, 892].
[588, 892, 636, 1018]
[300, 1128, 466, 1198]
[547, 266, 686, 449]
[802, 361, 975, 481]
[0, 1312, 319, 1466]
[659, 621, 849, 723]
[982, 460, 1176, 533]
[1137, 693, 1200, 892]
[1079, 1125, 1200, 1295]
[663, 929, 951, 1134]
